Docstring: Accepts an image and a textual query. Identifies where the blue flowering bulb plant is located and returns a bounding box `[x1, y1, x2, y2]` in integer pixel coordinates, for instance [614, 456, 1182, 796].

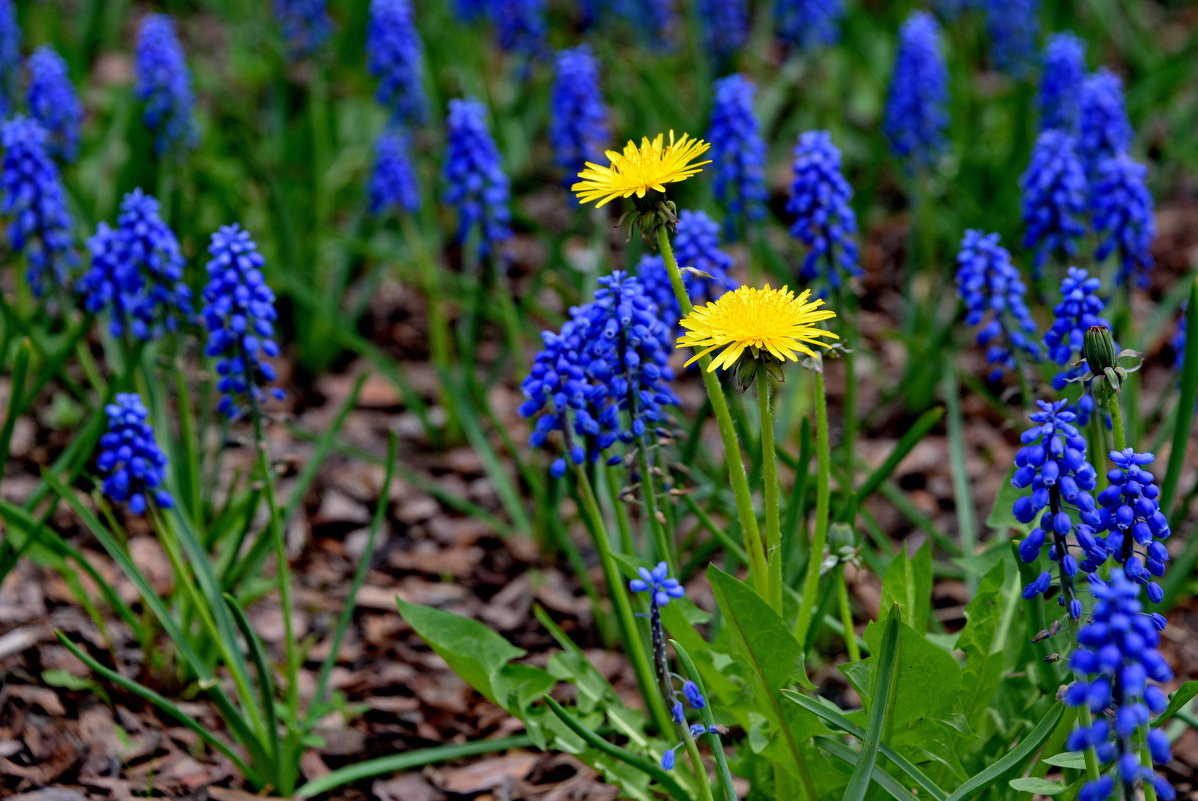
[1039, 32, 1086, 134]
[707, 74, 767, 240]
[955, 229, 1040, 381]
[135, 14, 197, 154]
[885, 11, 949, 172]
[368, 128, 420, 216]
[1021, 128, 1087, 276]
[96, 393, 173, 515]
[443, 97, 512, 262]
[27, 46, 82, 162]
[787, 130, 862, 292]
[367, 0, 426, 125]
[549, 45, 609, 180]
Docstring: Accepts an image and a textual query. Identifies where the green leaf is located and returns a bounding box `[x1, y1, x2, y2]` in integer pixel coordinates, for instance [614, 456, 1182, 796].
[880, 543, 932, 633]
[1041, 752, 1088, 769]
[814, 737, 921, 801]
[957, 561, 1018, 728]
[1161, 276, 1198, 517]
[985, 465, 1034, 536]
[943, 703, 1064, 801]
[1008, 778, 1066, 795]
[842, 605, 901, 801]
[1152, 680, 1198, 727]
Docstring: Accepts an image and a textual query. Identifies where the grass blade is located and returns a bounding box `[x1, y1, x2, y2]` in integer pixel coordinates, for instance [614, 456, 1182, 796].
[842, 605, 901, 801]
[815, 737, 921, 801]
[223, 593, 280, 771]
[670, 639, 738, 801]
[853, 407, 944, 507]
[0, 337, 31, 478]
[942, 702, 1064, 801]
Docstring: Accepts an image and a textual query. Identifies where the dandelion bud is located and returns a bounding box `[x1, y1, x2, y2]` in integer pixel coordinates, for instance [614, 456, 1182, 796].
[1083, 325, 1117, 377]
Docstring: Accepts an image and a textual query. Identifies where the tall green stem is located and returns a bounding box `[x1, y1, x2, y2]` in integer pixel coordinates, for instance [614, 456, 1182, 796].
[834, 566, 860, 662]
[657, 226, 767, 600]
[757, 375, 782, 613]
[1108, 391, 1126, 453]
[795, 363, 832, 644]
[635, 444, 676, 571]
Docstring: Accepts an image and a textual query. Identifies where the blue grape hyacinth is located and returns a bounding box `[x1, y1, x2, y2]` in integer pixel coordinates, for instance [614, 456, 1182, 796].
[629, 561, 686, 606]
[1044, 267, 1110, 424]
[707, 74, 767, 240]
[1091, 153, 1155, 288]
[97, 393, 173, 514]
[885, 11, 949, 172]
[494, 0, 547, 57]
[136, 14, 197, 154]
[1011, 400, 1100, 618]
[697, 0, 748, 62]
[201, 224, 284, 419]
[775, 0, 843, 51]
[983, 0, 1038, 77]
[443, 98, 511, 261]
[368, 128, 420, 216]
[1093, 450, 1171, 599]
[1, 116, 75, 296]
[1021, 129, 1087, 276]
[27, 47, 82, 162]
[367, 0, 426, 126]
[275, 0, 334, 58]
[787, 130, 862, 293]
[549, 45, 609, 179]
[1078, 68, 1131, 179]
[954, 230, 1041, 380]
[1039, 32, 1085, 134]
[1064, 568, 1174, 801]
[0, 0, 18, 118]
[79, 189, 192, 340]
[638, 209, 737, 334]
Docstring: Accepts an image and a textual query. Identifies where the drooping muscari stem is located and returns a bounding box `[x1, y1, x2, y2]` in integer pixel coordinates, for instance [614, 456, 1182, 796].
[656, 226, 769, 604]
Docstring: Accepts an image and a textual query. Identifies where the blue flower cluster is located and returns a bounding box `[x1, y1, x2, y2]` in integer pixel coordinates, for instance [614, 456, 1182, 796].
[630, 561, 686, 607]
[1011, 400, 1099, 618]
[549, 45, 609, 178]
[97, 393, 173, 514]
[1039, 32, 1085, 134]
[638, 210, 737, 332]
[136, 15, 197, 154]
[775, 0, 843, 51]
[707, 74, 767, 240]
[983, 0, 1038, 77]
[201, 224, 284, 419]
[453, 0, 488, 22]
[368, 129, 420, 215]
[494, 0, 547, 57]
[1020, 129, 1087, 276]
[443, 98, 511, 261]
[27, 47, 82, 162]
[1078, 68, 1131, 179]
[1, 116, 75, 296]
[787, 130, 861, 292]
[954, 230, 1040, 380]
[885, 11, 948, 172]
[697, 0, 748, 61]
[1093, 450, 1171, 600]
[1173, 306, 1187, 372]
[274, 0, 334, 58]
[1091, 153, 1154, 288]
[79, 189, 192, 340]
[1044, 267, 1110, 424]
[367, 0, 426, 126]
[1064, 568, 1174, 801]
[519, 272, 679, 477]
[0, 0, 18, 117]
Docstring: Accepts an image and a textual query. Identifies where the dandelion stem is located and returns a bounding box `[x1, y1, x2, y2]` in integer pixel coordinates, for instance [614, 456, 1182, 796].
[656, 226, 768, 603]
[1108, 390, 1127, 453]
[757, 373, 783, 613]
[834, 565, 860, 662]
[795, 361, 832, 645]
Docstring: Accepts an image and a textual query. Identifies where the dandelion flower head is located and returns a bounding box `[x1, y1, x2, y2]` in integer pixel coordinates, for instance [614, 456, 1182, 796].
[677, 284, 837, 372]
[572, 130, 711, 207]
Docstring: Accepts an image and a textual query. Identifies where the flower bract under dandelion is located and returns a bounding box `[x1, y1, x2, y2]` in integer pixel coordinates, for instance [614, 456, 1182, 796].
[572, 131, 711, 208]
[677, 284, 837, 373]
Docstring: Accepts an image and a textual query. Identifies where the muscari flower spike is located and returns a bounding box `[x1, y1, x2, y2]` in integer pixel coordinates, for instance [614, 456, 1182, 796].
[1021, 129, 1087, 277]
[493, 0, 547, 57]
[604, 0, 675, 48]
[1078, 68, 1132, 179]
[274, 0, 334, 59]
[1064, 568, 1174, 801]
[369, 128, 420, 216]
[453, 0, 488, 22]
[136, 14, 197, 155]
[707, 74, 767, 241]
[1, 116, 75, 296]
[27, 46, 82, 162]
[549, 45, 609, 180]
[1039, 32, 1086, 134]
[1091, 153, 1155, 288]
[955, 230, 1041, 380]
[0, 0, 18, 118]
[201, 224, 284, 419]
[367, 0, 426, 126]
[933, 0, 977, 21]
[638, 209, 738, 334]
[1092, 450, 1171, 599]
[78, 189, 192, 340]
[519, 272, 679, 477]
[775, 0, 844, 51]
[983, 0, 1038, 77]
[443, 98, 512, 261]
[884, 11, 949, 173]
[1011, 399, 1100, 619]
[787, 130, 862, 293]
[696, 0, 748, 62]
[97, 393, 173, 514]
[629, 561, 686, 606]
[1045, 267, 1110, 424]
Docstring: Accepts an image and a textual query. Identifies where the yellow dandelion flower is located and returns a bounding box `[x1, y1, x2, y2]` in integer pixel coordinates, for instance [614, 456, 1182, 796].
[677, 285, 838, 373]
[572, 131, 711, 208]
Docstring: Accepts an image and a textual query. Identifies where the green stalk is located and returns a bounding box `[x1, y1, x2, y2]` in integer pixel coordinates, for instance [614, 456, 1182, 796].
[758, 373, 783, 613]
[634, 444, 675, 570]
[1108, 391, 1126, 453]
[656, 226, 767, 600]
[795, 362, 832, 645]
[835, 565, 860, 662]
[572, 465, 674, 735]
[679, 726, 716, 801]
[943, 357, 977, 587]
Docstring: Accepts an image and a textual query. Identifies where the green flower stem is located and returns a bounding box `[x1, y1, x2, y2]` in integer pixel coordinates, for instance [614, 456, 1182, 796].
[795, 361, 831, 645]
[680, 727, 716, 801]
[834, 283, 857, 509]
[572, 464, 675, 735]
[1107, 390, 1127, 453]
[635, 442, 676, 571]
[605, 465, 638, 557]
[757, 373, 783, 613]
[834, 565, 860, 662]
[656, 226, 768, 602]
[1078, 706, 1102, 783]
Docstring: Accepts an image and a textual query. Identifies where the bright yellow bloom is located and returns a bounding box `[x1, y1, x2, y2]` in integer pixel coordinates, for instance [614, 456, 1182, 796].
[572, 131, 711, 207]
[677, 285, 838, 372]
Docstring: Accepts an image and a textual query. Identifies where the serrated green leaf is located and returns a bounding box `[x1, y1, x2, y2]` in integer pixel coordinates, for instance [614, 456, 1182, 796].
[958, 561, 1018, 728]
[1008, 778, 1066, 795]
